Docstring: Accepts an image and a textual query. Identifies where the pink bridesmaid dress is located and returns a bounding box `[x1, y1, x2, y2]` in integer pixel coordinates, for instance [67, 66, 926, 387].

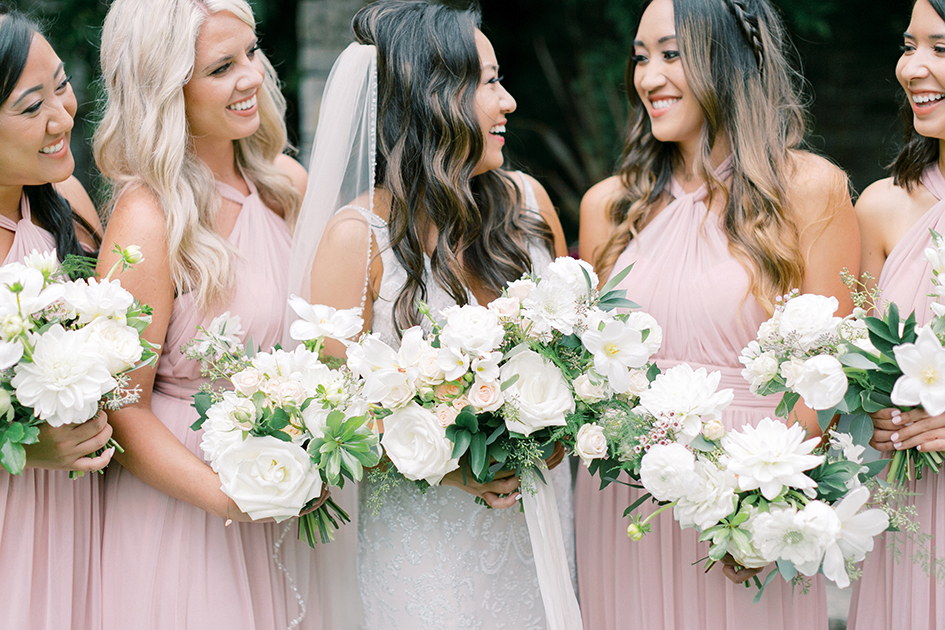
[101, 180, 322, 630]
[847, 162, 945, 630]
[575, 162, 828, 630]
[0, 195, 103, 630]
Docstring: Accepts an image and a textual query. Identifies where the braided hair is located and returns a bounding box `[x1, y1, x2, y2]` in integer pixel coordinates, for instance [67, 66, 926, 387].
[725, 0, 764, 70]
[0, 5, 100, 259]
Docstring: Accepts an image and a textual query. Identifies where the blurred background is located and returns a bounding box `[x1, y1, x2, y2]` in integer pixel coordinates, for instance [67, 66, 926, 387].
[11, 0, 907, 246]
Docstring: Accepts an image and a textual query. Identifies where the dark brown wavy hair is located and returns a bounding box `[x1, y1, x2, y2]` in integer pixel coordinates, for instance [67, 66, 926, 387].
[352, 0, 553, 334]
[596, 0, 810, 313]
[891, 0, 945, 190]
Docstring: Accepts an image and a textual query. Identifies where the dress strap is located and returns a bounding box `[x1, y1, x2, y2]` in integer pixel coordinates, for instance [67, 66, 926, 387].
[920, 163, 945, 201]
[516, 171, 541, 214]
[0, 195, 28, 232]
[339, 204, 386, 314]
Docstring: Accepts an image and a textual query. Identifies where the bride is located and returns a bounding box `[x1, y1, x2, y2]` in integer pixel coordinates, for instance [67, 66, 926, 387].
[285, 1, 573, 628]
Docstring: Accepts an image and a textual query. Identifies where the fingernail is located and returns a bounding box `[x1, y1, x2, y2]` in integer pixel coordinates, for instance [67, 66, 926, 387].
[104, 447, 116, 458]
[894, 442, 903, 450]
[891, 409, 901, 418]
[513, 493, 522, 502]
[892, 416, 902, 425]
[891, 432, 899, 442]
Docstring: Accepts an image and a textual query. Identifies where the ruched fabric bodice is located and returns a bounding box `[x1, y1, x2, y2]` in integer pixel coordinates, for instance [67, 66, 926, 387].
[576, 162, 828, 630]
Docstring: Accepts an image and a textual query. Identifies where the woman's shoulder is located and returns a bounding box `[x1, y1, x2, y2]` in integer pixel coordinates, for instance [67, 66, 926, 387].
[274, 153, 307, 197]
[785, 150, 852, 223]
[580, 176, 624, 217]
[107, 183, 167, 235]
[855, 175, 936, 231]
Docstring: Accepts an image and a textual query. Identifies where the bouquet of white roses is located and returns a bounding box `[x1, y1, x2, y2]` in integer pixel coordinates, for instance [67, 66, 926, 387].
[738, 278, 945, 486]
[188, 303, 381, 546]
[0, 245, 158, 476]
[632, 414, 889, 594]
[345, 256, 662, 493]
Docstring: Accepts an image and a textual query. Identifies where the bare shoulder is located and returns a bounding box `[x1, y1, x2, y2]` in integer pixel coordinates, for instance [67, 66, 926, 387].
[581, 176, 624, 217]
[855, 176, 928, 225]
[787, 151, 850, 214]
[54, 176, 102, 233]
[107, 185, 167, 239]
[274, 154, 308, 197]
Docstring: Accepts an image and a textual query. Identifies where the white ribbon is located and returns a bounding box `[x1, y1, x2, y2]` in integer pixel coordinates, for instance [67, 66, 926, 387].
[521, 468, 584, 630]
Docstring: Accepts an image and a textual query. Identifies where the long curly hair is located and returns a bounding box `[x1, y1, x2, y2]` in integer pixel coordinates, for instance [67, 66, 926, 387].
[0, 6, 99, 259]
[352, 0, 553, 334]
[94, 0, 300, 311]
[891, 0, 945, 189]
[595, 0, 810, 313]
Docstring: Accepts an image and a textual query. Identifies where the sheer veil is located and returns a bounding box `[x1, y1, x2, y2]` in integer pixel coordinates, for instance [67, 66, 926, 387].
[283, 42, 378, 630]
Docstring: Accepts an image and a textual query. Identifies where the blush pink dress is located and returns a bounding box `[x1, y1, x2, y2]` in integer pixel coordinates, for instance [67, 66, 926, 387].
[101, 180, 323, 630]
[574, 165, 828, 630]
[847, 163, 945, 630]
[0, 194, 103, 630]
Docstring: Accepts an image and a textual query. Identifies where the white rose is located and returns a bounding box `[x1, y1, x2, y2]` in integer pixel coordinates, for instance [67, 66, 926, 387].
[574, 373, 608, 403]
[780, 357, 806, 389]
[506, 278, 536, 301]
[467, 378, 503, 412]
[276, 380, 306, 407]
[500, 350, 574, 436]
[439, 305, 505, 356]
[793, 355, 848, 410]
[778, 294, 841, 351]
[756, 315, 780, 345]
[701, 418, 725, 442]
[574, 423, 608, 466]
[639, 442, 697, 502]
[301, 402, 331, 439]
[488, 296, 521, 319]
[381, 401, 460, 485]
[625, 369, 651, 396]
[85, 318, 143, 375]
[545, 256, 598, 300]
[434, 403, 459, 428]
[362, 368, 416, 409]
[417, 346, 446, 386]
[215, 435, 323, 522]
[231, 368, 264, 396]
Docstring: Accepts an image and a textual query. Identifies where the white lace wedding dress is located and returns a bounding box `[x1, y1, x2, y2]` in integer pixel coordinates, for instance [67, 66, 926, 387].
[355, 175, 575, 630]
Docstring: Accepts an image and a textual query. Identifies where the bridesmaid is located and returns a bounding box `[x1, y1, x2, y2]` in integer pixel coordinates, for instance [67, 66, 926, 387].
[0, 7, 107, 629]
[848, 1, 945, 627]
[93, 1, 314, 628]
[575, 0, 858, 628]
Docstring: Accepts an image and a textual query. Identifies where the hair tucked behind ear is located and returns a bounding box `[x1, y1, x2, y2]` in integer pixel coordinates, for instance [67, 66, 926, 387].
[352, 0, 553, 334]
[0, 7, 100, 260]
[596, 0, 810, 314]
[892, 0, 945, 189]
[94, 0, 299, 311]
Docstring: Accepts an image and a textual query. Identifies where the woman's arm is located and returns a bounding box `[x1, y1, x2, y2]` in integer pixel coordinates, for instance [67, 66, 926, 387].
[56, 175, 103, 249]
[579, 176, 624, 279]
[96, 188, 249, 520]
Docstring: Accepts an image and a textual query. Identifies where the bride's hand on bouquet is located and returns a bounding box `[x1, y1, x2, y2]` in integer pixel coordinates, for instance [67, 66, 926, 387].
[223, 484, 332, 524]
[441, 467, 521, 509]
[870, 408, 945, 453]
[719, 553, 764, 584]
[25, 410, 115, 473]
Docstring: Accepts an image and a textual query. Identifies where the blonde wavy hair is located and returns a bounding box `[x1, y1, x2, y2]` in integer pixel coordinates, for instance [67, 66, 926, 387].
[597, 0, 813, 314]
[94, 0, 300, 311]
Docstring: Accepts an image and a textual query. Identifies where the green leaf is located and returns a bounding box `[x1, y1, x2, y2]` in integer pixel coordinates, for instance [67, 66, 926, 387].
[455, 408, 479, 432]
[689, 434, 716, 452]
[864, 317, 898, 346]
[775, 391, 801, 419]
[752, 568, 781, 604]
[0, 437, 25, 474]
[887, 303, 901, 338]
[597, 297, 639, 310]
[469, 432, 487, 479]
[500, 374, 520, 391]
[451, 430, 472, 459]
[646, 363, 661, 382]
[776, 558, 797, 581]
[862, 459, 889, 479]
[838, 352, 880, 370]
[817, 409, 836, 433]
[622, 492, 652, 517]
[190, 391, 214, 430]
[599, 262, 634, 296]
[849, 413, 874, 448]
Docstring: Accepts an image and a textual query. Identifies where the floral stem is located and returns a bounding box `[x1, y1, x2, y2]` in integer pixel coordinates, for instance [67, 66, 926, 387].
[627, 500, 676, 540]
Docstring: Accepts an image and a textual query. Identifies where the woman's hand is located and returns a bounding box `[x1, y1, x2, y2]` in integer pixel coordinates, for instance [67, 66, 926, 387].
[440, 467, 521, 509]
[24, 410, 115, 473]
[719, 554, 765, 584]
[871, 407, 945, 453]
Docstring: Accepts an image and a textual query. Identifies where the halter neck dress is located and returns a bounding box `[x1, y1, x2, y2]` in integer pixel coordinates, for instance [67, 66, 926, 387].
[354, 174, 576, 630]
[847, 163, 945, 630]
[101, 178, 324, 629]
[0, 194, 103, 630]
[574, 162, 829, 630]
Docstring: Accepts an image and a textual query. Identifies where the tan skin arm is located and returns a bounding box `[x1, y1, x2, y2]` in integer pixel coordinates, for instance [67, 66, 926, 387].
[578, 176, 624, 273]
[855, 176, 945, 454]
[22, 177, 111, 472]
[310, 175, 567, 508]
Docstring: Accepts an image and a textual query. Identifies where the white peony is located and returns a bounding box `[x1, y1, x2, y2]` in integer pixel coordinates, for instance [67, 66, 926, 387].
[544, 256, 598, 301]
[216, 435, 323, 522]
[639, 364, 734, 443]
[11, 325, 116, 426]
[381, 401, 459, 485]
[499, 349, 574, 436]
[639, 442, 697, 502]
[721, 417, 824, 500]
[61, 277, 134, 324]
[750, 502, 840, 575]
[439, 304, 505, 356]
[820, 486, 890, 588]
[574, 423, 608, 466]
[739, 341, 779, 393]
[792, 355, 848, 410]
[674, 459, 738, 531]
[287, 295, 363, 342]
[85, 318, 143, 375]
[581, 319, 654, 394]
[891, 327, 945, 416]
[777, 294, 841, 351]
